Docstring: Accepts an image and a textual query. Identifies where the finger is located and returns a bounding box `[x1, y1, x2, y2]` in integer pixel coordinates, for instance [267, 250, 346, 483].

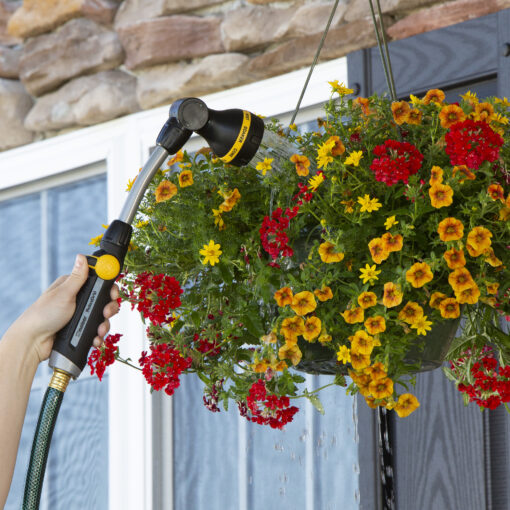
[97, 319, 110, 339]
[110, 284, 120, 301]
[92, 336, 104, 348]
[103, 301, 120, 320]
[62, 254, 89, 296]
[44, 275, 68, 293]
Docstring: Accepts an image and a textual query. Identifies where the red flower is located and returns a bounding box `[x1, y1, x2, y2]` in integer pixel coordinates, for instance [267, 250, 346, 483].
[88, 333, 122, 381]
[260, 207, 299, 260]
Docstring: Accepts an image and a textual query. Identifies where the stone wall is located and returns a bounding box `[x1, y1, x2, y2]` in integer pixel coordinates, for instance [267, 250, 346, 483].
[1, 0, 509, 151]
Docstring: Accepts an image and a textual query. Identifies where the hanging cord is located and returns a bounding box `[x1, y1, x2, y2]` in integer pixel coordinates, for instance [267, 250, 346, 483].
[368, 0, 398, 101]
[377, 407, 396, 510]
[289, 0, 340, 126]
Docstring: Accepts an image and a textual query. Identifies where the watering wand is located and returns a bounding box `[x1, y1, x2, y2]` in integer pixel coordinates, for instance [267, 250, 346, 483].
[23, 97, 298, 509]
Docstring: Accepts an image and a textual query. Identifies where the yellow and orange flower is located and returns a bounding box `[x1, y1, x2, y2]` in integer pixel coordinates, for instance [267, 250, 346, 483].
[406, 262, 433, 288]
[466, 242, 485, 258]
[290, 154, 311, 176]
[473, 102, 495, 122]
[381, 232, 403, 253]
[318, 242, 345, 263]
[488, 184, 505, 202]
[467, 226, 492, 253]
[341, 306, 365, 324]
[353, 97, 371, 116]
[368, 238, 390, 264]
[455, 284, 480, 305]
[314, 285, 333, 302]
[439, 297, 460, 319]
[429, 166, 444, 185]
[439, 104, 466, 128]
[484, 248, 503, 267]
[351, 330, 375, 356]
[391, 101, 411, 125]
[398, 301, 424, 325]
[382, 282, 403, 308]
[394, 393, 420, 417]
[429, 183, 454, 208]
[303, 316, 322, 342]
[452, 165, 476, 182]
[429, 291, 447, 309]
[364, 316, 386, 335]
[178, 170, 193, 187]
[274, 286, 293, 307]
[448, 267, 475, 293]
[290, 291, 317, 316]
[278, 343, 302, 366]
[486, 282, 499, 295]
[353, 372, 372, 396]
[364, 362, 387, 380]
[423, 88, 445, 105]
[280, 316, 305, 342]
[219, 188, 241, 212]
[326, 135, 346, 156]
[357, 291, 378, 309]
[155, 180, 178, 202]
[437, 217, 464, 241]
[407, 108, 422, 125]
[369, 377, 394, 400]
[350, 351, 371, 371]
[443, 247, 466, 269]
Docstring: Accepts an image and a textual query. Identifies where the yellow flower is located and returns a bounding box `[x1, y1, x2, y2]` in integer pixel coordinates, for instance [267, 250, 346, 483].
[429, 291, 447, 309]
[155, 180, 178, 202]
[452, 165, 476, 182]
[437, 217, 464, 242]
[345, 151, 363, 166]
[461, 90, 478, 104]
[351, 330, 375, 356]
[212, 208, 225, 230]
[261, 331, 277, 344]
[398, 301, 424, 325]
[358, 291, 377, 309]
[473, 102, 495, 122]
[89, 233, 103, 246]
[394, 393, 420, 417]
[167, 150, 184, 166]
[406, 262, 433, 288]
[364, 316, 386, 335]
[126, 176, 137, 191]
[317, 140, 334, 169]
[358, 194, 382, 213]
[219, 188, 241, 212]
[411, 315, 433, 335]
[391, 101, 411, 125]
[350, 351, 371, 371]
[314, 286, 333, 302]
[256, 157, 274, 176]
[359, 264, 381, 285]
[381, 232, 403, 253]
[308, 172, 325, 191]
[368, 238, 390, 264]
[319, 332, 332, 343]
[280, 316, 305, 342]
[328, 80, 354, 95]
[252, 360, 269, 373]
[495, 96, 510, 106]
[407, 108, 423, 125]
[467, 226, 492, 253]
[485, 248, 503, 267]
[290, 154, 311, 176]
[303, 316, 322, 342]
[429, 183, 453, 208]
[327, 135, 346, 156]
[382, 282, 403, 308]
[438, 297, 460, 318]
[278, 343, 302, 366]
[429, 166, 444, 185]
[449, 267, 475, 293]
[369, 377, 394, 399]
[364, 362, 387, 380]
[455, 284, 480, 305]
[200, 240, 222, 266]
[341, 199, 355, 213]
[337, 345, 351, 364]
[384, 215, 398, 230]
[290, 291, 317, 316]
[274, 286, 293, 307]
[178, 169, 193, 187]
[135, 219, 149, 229]
[341, 307, 364, 324]
[443, 247, 466, 269]
[318, 241, 344, 263]
[486, 282, 499, 295]
[409, 94, 423, 106]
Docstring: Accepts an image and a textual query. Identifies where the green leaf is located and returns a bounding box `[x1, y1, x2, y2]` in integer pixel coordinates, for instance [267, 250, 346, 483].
[304, 390, 325, 415]
[243, 314, 264, 339]
[218, 263, 233, 284]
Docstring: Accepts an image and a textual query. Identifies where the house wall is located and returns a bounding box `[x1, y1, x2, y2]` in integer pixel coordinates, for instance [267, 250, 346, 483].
[1, 0, 510, 152]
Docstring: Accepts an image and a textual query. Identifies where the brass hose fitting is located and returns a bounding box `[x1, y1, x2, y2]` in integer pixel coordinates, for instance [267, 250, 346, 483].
[48, 368, 71, 393]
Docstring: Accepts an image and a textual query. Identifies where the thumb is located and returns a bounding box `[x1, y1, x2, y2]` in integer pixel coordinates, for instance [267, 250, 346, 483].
[62, 254, 89, 296]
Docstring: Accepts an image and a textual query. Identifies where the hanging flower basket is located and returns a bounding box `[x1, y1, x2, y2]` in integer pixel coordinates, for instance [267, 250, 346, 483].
[88, 84, 510, 426]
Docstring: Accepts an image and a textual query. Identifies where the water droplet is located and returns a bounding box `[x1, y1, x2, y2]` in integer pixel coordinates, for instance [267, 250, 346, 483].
[248, 476, 253, 485]
[279, 487, 286, 497]
[274, 442, 284, 451]
[355, 489, 360, 503]
[353, 463, 360, 475]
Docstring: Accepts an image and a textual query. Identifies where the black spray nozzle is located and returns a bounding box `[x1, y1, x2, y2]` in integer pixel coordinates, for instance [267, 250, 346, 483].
[163, 97, 265, 167]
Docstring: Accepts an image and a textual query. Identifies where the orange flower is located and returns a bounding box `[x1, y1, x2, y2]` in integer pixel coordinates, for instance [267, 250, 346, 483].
[274, 286, 293, 307]
[473, 102, 495, 122]
[290, 291, 317, 316]
[351, 371, 372, 396]
[488, 184, 505, 202]
[381, 232, 403, 253]
[443, 247, 466, 269]
[280, 316, 305, 342]
[290, 154, 311, 177]
[155, 180, 178, 202]
[368, 238, 390, 264]
[467, 226, 492, 253]
[484, 248, 503, 267]
[429, 166, 444, 185]
[178, 170, 193, 187]
[448, 267, 475, 293]
[382, 282, 403, 308]
[302, 316, 322, 342]
[466, 242, 485, 258]
[398, 301, 424, 325]
[350, 351, 371, 371]
[439, 104, 466, 128]
[219, 188, 241, 212]
[326, 135, 346, 156]
[394, 393, 420, 417]
[407, 108, 422, 125]
[351, 330, 375, 356]
[429, 183, 453, 208]
[429, 291, 447, 309]
[357, 291, 378, 309]
[391, 101, 411, 125]
[406, 262, 433, 288]
[452, 165, 476, 182]
[364, 362, 387, 380]
[314, 285, 333, 302]
[423, 89, 445, 105]
[318, 242, 345, 263]
[341, 307, 365, 324]
[364, 396, 381, 409]
[369, 377, 394, 399]
[353, 97, 371, 116]
[455, 284, 480, 305]
[437, 217, 464, 241]
[439, 297, 460, 318]
[278, 343, 302, 366]
[364, 316, 386, 335]
[167, 150, 184, 166]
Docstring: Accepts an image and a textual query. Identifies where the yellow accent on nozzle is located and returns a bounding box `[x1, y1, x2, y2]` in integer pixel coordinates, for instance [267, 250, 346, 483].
[220, 110, 251, 163]
[49, 369, 71, 393]
[95, 254, 120, 280]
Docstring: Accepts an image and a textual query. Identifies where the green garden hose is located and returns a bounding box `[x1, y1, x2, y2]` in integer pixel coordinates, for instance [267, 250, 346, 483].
[22, 370, 71, 510]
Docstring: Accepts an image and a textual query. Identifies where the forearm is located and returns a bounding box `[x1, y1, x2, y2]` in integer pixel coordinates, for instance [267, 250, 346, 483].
[0, 324, 39, 509]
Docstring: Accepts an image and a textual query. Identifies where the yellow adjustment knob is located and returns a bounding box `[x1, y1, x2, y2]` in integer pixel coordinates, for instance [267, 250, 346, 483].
[95, 254, 120, 280]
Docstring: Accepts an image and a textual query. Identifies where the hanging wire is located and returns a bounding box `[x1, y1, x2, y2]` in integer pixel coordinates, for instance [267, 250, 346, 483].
[289, 0, 340, 126]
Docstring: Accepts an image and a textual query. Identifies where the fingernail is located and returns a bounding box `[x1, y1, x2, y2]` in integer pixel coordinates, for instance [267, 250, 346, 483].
[74, 254, 83, 268]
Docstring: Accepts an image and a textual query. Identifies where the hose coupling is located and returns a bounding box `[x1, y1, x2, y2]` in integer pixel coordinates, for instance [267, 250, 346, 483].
[48, 368, 71, 393]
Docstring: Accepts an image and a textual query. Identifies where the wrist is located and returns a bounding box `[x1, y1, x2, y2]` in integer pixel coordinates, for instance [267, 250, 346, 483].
[1, 319, 42, 375]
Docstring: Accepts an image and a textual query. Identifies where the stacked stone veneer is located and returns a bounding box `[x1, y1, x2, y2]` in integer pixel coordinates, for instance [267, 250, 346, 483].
[1, 0, 510, 151]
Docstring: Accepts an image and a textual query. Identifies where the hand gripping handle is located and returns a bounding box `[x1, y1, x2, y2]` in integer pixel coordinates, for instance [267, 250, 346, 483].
[49, 220, 132, 379]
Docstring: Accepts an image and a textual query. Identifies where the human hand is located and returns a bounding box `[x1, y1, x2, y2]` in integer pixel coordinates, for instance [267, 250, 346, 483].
[10, 254, 120, 364]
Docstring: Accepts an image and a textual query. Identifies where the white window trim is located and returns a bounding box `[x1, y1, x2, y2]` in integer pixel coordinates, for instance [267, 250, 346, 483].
[0, 56, 347, 510]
